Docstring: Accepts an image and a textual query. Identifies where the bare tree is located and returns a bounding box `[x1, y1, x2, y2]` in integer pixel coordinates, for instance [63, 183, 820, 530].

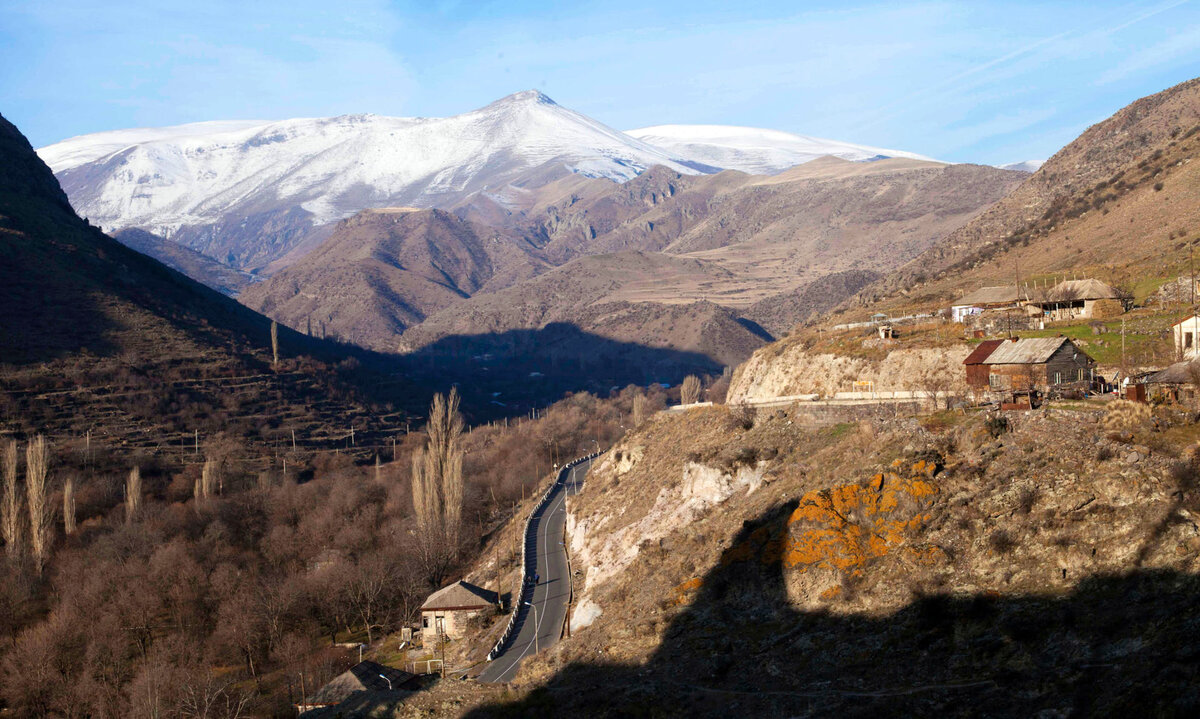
[125, 467, 142, 524]
[411, 388, 465, 582]
[2, 440, 21, 559]
[63, 477, 76, 535]
[632, 394, 647, 427]
[25, 436, 52, 575]
[918, 368, 953, 410]
[270, 320, 279, 368]
[681, 375, 702, 405]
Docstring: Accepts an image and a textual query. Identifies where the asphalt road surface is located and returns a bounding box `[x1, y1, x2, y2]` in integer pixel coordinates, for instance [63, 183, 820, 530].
[477, 458, 592, 683]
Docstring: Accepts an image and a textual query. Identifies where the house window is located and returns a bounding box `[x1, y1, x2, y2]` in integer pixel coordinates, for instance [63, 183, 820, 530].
[1187, 332, 1194, 349]
[1054, 372, 1062, 385]
[422, 617, 429, 628]
[989, 373, 1001, 388]
[1077, 368, 1086, 381]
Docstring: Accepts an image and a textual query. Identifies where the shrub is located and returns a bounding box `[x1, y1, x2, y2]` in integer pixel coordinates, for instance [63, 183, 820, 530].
[1101, 400, 1151, 437]
[1154, 182, 1165, 191]
[988, 529, 1018, 554]
[727, 404, 755, 431]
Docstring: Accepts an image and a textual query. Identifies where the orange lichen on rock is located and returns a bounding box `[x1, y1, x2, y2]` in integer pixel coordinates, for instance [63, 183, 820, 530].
[671, 576, 703, 606]
[717, 461, 941, 579]
[782, 462, 938, 575]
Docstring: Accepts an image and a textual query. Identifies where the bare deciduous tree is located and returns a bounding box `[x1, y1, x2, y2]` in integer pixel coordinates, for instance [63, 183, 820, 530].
[632, 394, 647, 427]
[125, 467, 142, 524]
[25, 436, 52, 575]
[681, 375, 702, 405]
[411, 388, 465, 583]
[63, 477, 76, 535]
[2, 440, 21, 559]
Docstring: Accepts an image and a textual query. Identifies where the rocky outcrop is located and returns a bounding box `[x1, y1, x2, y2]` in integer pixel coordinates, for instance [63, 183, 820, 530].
[728, 345, 970, 403]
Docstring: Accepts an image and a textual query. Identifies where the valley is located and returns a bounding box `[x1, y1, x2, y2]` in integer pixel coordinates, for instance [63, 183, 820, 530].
[4, 18, 1200, 716]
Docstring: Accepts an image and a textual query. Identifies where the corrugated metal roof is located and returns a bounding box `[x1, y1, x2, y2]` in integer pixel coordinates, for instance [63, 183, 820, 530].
[963, 339, 1005, 365]
[982, 336, 1077, 365]
[421, 580, 497, 610]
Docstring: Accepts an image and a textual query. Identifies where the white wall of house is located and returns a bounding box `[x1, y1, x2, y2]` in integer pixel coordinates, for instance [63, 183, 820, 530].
[1174, 316, 1200, 359]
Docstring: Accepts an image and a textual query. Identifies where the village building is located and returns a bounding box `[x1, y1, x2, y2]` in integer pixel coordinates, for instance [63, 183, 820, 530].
[1141, 360, 1200, 403]
[1173, 315, 1200, 360]
[1031, 278, 1126, 321]
[297, 660, 416, 715]
[950, 286, 1029, 323]
[963, 336, 1096, 391]
[419, 580, 498, 643]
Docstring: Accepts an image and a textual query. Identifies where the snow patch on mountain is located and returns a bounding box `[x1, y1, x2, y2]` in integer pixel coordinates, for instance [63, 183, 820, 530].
[997, 160, 1044, 173]
[625, 124, 934, 175]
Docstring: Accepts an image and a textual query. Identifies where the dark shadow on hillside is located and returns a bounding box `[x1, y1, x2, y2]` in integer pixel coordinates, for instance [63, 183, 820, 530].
[400, 323, 725, 419]
[465, 501, 1200, 718]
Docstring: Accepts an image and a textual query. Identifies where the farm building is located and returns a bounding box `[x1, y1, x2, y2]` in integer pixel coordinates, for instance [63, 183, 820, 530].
[963, 336, 1096, 391]
[950, 286, 1029, 322]
[420, 580, 498, 642]
[1142, 360, 1200, 402]
[1032, 279, 1126, 321]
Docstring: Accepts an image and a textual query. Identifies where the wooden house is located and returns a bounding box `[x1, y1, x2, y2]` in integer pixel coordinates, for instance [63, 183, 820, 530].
[963, 336, 1096, 391]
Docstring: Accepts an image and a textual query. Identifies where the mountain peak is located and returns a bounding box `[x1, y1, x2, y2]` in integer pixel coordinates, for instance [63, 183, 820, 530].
[490, 89, 557, 107]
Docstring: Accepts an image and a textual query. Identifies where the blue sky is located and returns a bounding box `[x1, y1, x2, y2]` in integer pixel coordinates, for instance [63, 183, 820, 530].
[2, 0, 1198, 164]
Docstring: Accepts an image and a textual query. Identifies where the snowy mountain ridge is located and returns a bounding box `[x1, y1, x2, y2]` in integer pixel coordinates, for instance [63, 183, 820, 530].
[37, 91, 936, 270]
[625, 124, 935, 175]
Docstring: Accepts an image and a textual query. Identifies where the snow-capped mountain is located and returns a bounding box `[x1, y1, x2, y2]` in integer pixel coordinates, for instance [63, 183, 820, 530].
[624, 124, 934, 175]
[997, 160, 1044, 173]
[38, 91, 698, 269]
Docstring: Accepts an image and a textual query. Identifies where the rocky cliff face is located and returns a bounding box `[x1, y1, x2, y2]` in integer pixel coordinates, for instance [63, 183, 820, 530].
[727, 344, 970, 402]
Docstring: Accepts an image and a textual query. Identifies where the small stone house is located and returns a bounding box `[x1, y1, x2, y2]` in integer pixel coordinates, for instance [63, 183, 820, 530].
[963, 336, 1096, 391]
[419, 580, 498, 643]
[1173, 316, 1200, 360]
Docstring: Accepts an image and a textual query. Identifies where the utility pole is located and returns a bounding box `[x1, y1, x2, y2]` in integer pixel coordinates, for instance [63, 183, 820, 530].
[1113, 321, 1123, 376]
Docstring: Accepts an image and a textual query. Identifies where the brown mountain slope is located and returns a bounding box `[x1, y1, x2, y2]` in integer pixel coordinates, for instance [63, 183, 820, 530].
[114, 227, 256, 296]
[742, 268, 882, 337]
[0, 112, 410, 453]
[871, 76, 1200, 300]
[399, 251, 769, 369]
[243, 155, 1019, 360]
[239, 208, 550, 349]
[518, 157, 1022, 307]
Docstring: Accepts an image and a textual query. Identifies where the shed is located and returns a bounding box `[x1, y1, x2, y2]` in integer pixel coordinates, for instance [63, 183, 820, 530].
[297, 661, 416, 714]
[973, 336, 1096, 391]
[1142, 360, 1200, 403]
[420, 580, 498, 642]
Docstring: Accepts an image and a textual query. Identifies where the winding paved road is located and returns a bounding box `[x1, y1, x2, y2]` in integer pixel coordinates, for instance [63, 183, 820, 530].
[477, 458, 591, 683]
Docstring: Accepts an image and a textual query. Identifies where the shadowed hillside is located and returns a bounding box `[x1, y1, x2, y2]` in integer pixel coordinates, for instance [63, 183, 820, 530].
[467, 502, 1200, 717]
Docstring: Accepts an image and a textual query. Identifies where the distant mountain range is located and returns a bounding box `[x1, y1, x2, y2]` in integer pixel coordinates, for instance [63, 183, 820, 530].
[37, 91, 938, 272]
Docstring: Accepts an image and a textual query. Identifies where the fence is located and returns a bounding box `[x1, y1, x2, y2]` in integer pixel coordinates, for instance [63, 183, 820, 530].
[485, 451, 603, 662]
